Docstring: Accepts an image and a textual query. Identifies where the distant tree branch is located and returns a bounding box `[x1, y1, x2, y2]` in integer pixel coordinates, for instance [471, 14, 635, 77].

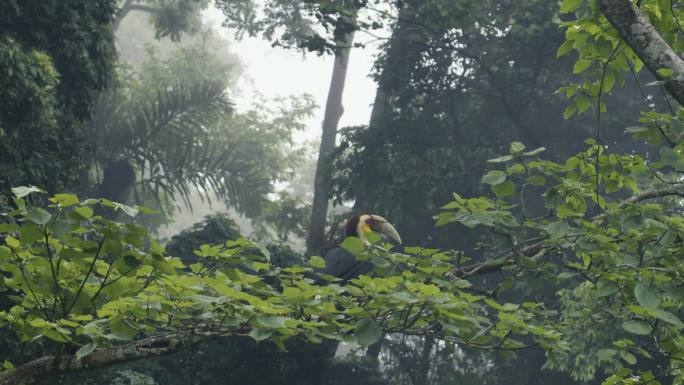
[113, 0, 161, 33]
[454, 187, 684, 277]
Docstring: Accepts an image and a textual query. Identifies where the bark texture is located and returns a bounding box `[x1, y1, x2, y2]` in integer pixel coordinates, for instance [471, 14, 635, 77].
[0, 330, 230, 385]
[306, 30, 355, 256]
[598, 0, 684, 105]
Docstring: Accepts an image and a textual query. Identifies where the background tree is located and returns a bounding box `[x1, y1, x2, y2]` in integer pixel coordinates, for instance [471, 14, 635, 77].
[0, 0, 118, 197]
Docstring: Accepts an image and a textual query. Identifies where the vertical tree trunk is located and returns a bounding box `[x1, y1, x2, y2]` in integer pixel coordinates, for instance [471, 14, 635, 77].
[416, 336, 434, 385]
[352, 5, 422, 212]
[306, 30, 355, 256]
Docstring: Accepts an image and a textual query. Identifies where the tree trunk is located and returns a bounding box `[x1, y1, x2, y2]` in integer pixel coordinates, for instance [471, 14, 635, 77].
[306, 30, 355, 256]
[352, 5, 422, 212]
[598, 0, 684, 105]
[416, 336, 434, 385]
[95, 159, 136, 217]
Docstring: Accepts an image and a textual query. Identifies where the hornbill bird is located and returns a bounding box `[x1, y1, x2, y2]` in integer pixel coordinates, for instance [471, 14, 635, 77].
[318, 214, 402, 283]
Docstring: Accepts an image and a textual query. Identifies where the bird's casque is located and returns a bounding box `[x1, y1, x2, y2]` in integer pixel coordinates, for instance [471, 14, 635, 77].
[317, 214, 401, 283]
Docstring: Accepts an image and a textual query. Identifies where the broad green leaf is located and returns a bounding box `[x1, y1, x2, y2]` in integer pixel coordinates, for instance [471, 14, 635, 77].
[75, 342, 97, 360]
[556, 40, 573, 57]
[11, 186, 45, 198]
[257, 316, 287, 329]
[527, 175, 546, 186]
[491, 181, 516, 197]
[248, 327, 272, 342]
[370, 256, 390, 268]
[634, 283, 661, 309]
[309, 255, 326, 268]
[560, 0, 583, 13]
[27, 208, 51, 225]
[0, 246, 10, 259]
[573, 59, 592, 74]
[509, 142, 526, 154]
[596, 279, 618, 297]
[481, 170, 507, 185]
[575, 96, 590, 113]
[73, 207, 94, 219]
[355, 319, 383, 347]
[597, 348, 617, 361]
[19, 224, 42, 243]
[51, 194, 79, 207]
[622, 320, 651, 335]
[654, 309, 684, 328]
[619, 351, 637, 365]
[340, 237, 364, 255]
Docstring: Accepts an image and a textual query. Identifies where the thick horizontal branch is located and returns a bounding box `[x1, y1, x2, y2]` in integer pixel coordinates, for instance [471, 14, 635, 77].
[454, 187, 684, 277]
[0, 330, 233, 385]
[598, 0, 684, 105]
[620, 186, 684, 206]
[454, 242, 546, 277]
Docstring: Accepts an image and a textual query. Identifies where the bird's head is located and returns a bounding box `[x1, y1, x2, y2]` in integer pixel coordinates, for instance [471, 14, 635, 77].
[344, 214, 402, 246]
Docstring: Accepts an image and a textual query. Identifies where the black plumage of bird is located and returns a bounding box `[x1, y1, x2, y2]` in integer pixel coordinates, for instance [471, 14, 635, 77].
[318, 214, 402, 283]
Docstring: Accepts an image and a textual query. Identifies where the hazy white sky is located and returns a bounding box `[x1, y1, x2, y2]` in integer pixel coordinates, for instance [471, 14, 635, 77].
[203, 7, 381, 142]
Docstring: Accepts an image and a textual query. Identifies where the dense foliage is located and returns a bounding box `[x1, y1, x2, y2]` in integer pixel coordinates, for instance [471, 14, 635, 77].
[0, 0, 117, 195]
[3, 0, 684, 384]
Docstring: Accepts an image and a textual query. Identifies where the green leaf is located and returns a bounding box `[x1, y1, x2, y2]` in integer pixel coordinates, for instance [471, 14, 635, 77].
[11, 186, 45, 198]
[487, 155, 514, 163]
[560, 0, 583, 13]
[509, 142, 526, 154]
[370, 256, 390, 268]
[0, 246, 11, 260]
[51, 194, 79, 207]
[340, 237, 364, 255]
[575, 96, 590, 113]
[604, 70, 615, 92]
[73, 207, 94, 219]
[257, 316, 286, 329]
[597, 348, 617, 361]
[491, 181, 516, 197]
[481, 170, 507, 185]
[573, 59, 592, 74]
[624, 126, 649, 133]
[523, 147, 546, 156]
[563, 104, 576, 119]
[111, 202, 139, 217]
[527, 175, 546, 186]
[355, 319, 383, 347]
[556, 40, 574, 58]
[27, 208, 51, 225]
[654, 309, 684, 328]
[596, 279, 618, 297]
[622, 320, 651, 335]
[309, 255, 326, 268]
[75, 342, 97, 360]
[634, 283, 661, 309]
[656, 68, 673, 77]
[620, 351, 637, 365]
[20, 224, 43, 243]
[4, 236, 20, 249]
[248, 327, 272, 342]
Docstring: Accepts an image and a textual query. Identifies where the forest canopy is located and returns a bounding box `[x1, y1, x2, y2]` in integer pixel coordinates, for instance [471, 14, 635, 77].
[2, 1, 684, 385]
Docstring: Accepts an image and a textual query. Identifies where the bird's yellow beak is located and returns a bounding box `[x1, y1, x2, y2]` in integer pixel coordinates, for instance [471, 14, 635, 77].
[375, 221, 402, 245]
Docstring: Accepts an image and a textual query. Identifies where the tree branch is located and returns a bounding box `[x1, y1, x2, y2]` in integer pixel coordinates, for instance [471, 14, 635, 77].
[598, 0, 684, 105]
[454, 187, 684, 277]
[0, 330, 235, 385]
